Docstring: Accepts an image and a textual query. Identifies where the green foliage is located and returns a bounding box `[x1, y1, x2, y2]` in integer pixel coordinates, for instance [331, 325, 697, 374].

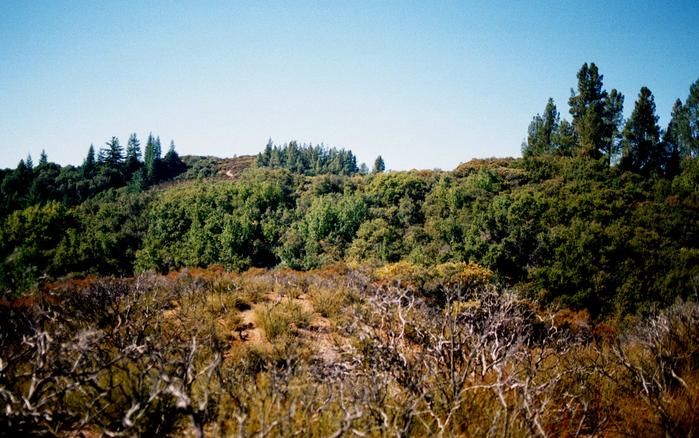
[621, 86, 664, 174]
[255, 140, 360, 176]
[2, 70, 698, 319]
[0, 202, 71, 294]
[137, 169, 296, 273]
[523, 98, 561, 157]
[372, 155, 385, 173]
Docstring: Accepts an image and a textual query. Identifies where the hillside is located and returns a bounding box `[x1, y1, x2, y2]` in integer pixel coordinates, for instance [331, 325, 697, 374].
[1, 63, 699, 435]
[2, 264, 698, 436]
[2, 150, 697, 318]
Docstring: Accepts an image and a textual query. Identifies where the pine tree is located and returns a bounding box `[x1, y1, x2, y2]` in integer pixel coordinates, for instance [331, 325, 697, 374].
[601, 89, 625, 165]
[39, 149, 48, 166]
[680, 79, 699, 158]
[373, 155, 385, 173]
[663, 99, 685, 177]
[568, 63, 624, 161]
[100, 137, 124, 168]
[524, 98, 560, 157]
[257, 139, 273, 167]
[552, 119, 576, 157]
[162, 140, 185, 179]
[144, 133, 159, 182]
[154, 136, 162, 161]
[83, 144, 96, 177]
[569, 63, 606, 121]
[125, 133, 142, 175]
[620, 87, 663, 174]
[26, 154, 33, 170]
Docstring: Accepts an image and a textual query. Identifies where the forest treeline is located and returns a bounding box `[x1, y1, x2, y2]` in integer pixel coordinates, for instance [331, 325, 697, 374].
[0, 63, 697, 319]
[0, 133, 186, 216]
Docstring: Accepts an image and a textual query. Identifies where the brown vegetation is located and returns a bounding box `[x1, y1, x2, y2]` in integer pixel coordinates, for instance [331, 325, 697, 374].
[1, 265, 698, 436]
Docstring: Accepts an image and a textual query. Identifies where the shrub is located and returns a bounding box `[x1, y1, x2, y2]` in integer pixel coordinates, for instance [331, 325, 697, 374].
[254, 299, 311, 341]
[307, 285, 347, 318]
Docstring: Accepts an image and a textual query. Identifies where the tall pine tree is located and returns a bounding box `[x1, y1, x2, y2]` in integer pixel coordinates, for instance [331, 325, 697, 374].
[99, 137, 124, 168]
[523, 98, 560, 157]
[144, 133, 160, 182]
[125, 133, 142, 176]
[663, 99, 684, 177]
[680, 79, 699, 158]
[373, 155, 385, 173]
[601, 89, 625, 165]
[83, 144, 96, 178]
[621, 87, 663, 174]
[568, 62, 624, 162]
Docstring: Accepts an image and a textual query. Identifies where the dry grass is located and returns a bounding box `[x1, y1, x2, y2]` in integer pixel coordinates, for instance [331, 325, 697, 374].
[307, 284, 347, 318]
[254, 298, 312, 341]
[2, 267, 698, 437]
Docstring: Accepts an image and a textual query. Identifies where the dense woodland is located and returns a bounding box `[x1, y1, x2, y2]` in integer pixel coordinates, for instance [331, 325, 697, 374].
[1, 63, 697, 318]
[1, 63, 698, 435]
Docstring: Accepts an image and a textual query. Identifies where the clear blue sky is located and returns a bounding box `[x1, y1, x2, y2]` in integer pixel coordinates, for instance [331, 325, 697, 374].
[1, 1, 698, 170]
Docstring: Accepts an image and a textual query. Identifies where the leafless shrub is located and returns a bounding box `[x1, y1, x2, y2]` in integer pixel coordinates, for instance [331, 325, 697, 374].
[1, 269, 697, 436]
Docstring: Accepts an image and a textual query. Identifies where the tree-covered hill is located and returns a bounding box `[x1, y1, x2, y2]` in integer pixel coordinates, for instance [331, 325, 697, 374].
[1, 63, 698, 320]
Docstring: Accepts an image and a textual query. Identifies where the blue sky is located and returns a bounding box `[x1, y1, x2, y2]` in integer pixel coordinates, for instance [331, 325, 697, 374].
[1, 1, 698, 170]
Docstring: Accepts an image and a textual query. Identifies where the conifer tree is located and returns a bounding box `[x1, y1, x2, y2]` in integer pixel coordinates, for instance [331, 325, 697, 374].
[680, 79, 699, 158]
[144, 133, 159, 182]
[621, 87, 663, 174]
[39, 149, 48, 167]
[373, 155, 385, 173]
[552, 119, 576, 157]
[154, 136, 162, 161]
[663, 99, 684, 177]
[162, 140, 185, 179]
[568, 62, 625, 161]
[524, 98, 560, 157]
[83, 144, 96, 177]
[601, 89, 625, 165]
[125, 133, 142, 175]
[101, 136, 124, 168]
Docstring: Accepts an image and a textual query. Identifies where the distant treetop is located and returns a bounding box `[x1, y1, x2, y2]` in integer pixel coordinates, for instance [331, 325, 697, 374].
[255, 140, 360, 176]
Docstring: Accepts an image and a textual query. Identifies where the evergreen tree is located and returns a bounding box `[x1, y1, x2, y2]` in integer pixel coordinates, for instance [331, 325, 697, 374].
[154, 136, 162, 161]
[26, 154, 33, 170]
[524, 98, 560, 157]
[99, 137, 124, 168]
[256, 139, 273, 167]
[569, 63, 606, 120]
[620, 87, 663, 174]
[125, 133, 142, 175]
[601, 89, 625, 165]
[373, 155, 385, 173]
[83, 144, 96, 178]
[663, 99, 684, 177]
[39, 149, 48, 167]
[680, 79, 699, 158]
[162, 140, 185, 179]
[569, 62, 612, 159]
[144, 133, 158, 182]
[552, 119, 576, 157]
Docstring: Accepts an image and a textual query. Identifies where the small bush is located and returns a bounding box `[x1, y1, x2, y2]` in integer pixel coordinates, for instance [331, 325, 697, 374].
[308, 285, 347, 318]
[254, 299, 311, 341]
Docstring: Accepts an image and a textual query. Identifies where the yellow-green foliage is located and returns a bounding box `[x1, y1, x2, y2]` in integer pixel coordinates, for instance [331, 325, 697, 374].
[254, 299, 311, 341]
[375, 260, 493, 293]
[429, 261, 493, 290]
[374, 261, 428, 289]
[307, 284, 347, 318]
